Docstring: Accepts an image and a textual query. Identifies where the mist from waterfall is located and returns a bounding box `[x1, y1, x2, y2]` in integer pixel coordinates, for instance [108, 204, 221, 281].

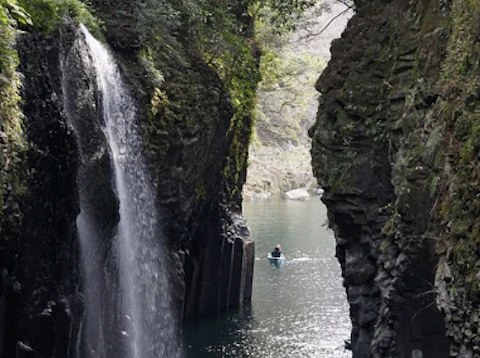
[68, 25, 180, 358]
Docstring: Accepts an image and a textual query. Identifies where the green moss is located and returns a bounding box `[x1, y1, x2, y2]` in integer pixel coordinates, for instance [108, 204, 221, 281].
[222, 113, 253, 207]
[325, 158, 356, 195]
[195, 180, 206, 201]
[438, 1, 480, 300]
[199, 16, 259, 209]
[427, 174, 440, 197]
[434, 2, 480, 302]
[441, 0, 480, 97]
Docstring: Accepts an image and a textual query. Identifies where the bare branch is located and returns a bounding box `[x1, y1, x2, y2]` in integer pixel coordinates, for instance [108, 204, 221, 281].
[300, 7, 351, 43]
[334, 0, 355, 9]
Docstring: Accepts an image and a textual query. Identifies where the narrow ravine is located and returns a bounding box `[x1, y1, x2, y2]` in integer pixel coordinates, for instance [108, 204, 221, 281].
[184, 197, 351, 357]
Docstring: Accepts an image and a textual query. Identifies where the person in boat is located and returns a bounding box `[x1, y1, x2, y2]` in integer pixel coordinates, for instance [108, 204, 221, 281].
[271, 245, 282, 258]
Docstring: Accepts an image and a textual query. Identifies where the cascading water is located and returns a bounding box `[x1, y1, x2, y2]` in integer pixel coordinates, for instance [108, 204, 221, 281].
[64, 25, 180, 358]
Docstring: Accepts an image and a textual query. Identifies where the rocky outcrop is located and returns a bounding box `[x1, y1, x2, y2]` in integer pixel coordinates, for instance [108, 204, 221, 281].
[309, 0, 480, 356]
[0, 30, 82, 357]
[0, 3, 255, 356]
[85, 0, 256, 316]
[94, 11, 255, 317]
[284, 188, 310, 200]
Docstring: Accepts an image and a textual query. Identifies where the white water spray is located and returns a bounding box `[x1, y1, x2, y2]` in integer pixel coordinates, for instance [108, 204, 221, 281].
[75, 25, 180, 358]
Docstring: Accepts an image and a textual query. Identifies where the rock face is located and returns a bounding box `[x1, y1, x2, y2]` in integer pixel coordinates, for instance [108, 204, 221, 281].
[1, 30, 82, 357]
[0, 5, 254, 357]
[310, 0, 480, 356]
[87, 0, 256, 318]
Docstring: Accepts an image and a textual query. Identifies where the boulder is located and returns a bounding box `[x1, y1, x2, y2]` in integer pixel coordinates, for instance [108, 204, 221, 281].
[284, 188, 310, 200]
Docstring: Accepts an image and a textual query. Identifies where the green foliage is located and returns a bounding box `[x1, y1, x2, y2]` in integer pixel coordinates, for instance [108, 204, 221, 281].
[133, 0, 180, 43]
[130, 0, 320, 43]
[428, 174, 440, 197]
[438, 0, 480, 300]
[252, 0, 317, 34]
[0, 0, 29, 228]
[255, 42, 326, 146]
[131, 0, 264, 127]
[1, 0, 30, 24]
[441, 0, 480, 97]
[171, 1, 260, 208]
[188, 2, 262, 126]
[105, 0, 321, 207]
[0, 1, 22, 125]
[425, 124, 444, 155]
[18, 0, 102, 37]
[0, 0, 27, 148]
[260, 49, 325, 90]
[139, 47, 164, 87]
[112, 0, 322, 135]
[150, 87, 168, 117]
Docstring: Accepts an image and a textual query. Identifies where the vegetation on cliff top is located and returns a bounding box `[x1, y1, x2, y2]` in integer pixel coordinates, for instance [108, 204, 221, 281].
[112, 0, 325, 206]
[0, 0, 27, 126]
[18, 0, 102, 37]
[0, 0, 30, 230]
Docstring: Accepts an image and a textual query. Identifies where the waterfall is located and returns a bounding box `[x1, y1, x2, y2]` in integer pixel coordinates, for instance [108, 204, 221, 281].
[65, 25, 180, 358]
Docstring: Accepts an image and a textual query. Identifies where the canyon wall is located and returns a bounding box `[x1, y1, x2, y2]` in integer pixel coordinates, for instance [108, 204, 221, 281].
[310, 0, 480, 357]
[0, 1, 254, 355]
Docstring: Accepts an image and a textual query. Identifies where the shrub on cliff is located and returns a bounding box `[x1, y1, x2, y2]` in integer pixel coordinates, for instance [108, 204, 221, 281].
[0, 0, 30, 229]
[18, 0, 102, 37]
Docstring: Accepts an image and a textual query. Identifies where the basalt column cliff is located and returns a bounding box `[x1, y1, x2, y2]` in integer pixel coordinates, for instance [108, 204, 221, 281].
[0, 1, 254, 356]
[311, 0, 480, 357]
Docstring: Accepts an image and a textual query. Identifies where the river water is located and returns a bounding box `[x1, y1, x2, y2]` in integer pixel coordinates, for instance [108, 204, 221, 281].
[184, 197, 351, 358]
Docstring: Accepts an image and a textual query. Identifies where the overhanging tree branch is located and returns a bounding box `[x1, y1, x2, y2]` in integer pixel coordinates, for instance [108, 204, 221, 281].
[299, 6, 352, 43]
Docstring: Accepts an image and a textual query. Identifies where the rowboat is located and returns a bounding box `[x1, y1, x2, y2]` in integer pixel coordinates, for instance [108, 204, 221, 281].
[267, 253, 285, 267]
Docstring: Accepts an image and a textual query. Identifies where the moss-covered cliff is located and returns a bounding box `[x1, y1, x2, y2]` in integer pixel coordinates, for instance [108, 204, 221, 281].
[310, 0, 480, 357]
[0, 0, 260, 355]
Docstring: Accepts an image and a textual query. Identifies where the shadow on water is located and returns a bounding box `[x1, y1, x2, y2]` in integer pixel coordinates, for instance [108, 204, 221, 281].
[184, 305, 257, 357]
[184, 197, 351, 358]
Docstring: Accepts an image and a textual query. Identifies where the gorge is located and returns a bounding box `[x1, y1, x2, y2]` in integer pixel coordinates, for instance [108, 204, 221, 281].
[1, 0, 480, 357]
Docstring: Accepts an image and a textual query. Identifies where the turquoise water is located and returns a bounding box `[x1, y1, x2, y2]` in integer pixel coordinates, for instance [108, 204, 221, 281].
[184, 197, 351, 358]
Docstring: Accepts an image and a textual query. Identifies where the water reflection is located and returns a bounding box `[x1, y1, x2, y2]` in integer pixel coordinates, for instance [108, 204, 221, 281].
[184, 198, 351, 358]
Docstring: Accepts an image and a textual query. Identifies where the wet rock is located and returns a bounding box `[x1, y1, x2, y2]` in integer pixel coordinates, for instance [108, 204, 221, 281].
[1, 8, 255, 357]
[0, 27, 83, 357]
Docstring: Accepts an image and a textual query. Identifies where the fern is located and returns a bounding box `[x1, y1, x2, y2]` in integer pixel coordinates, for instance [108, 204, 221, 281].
[426, 125, 444, 155]
[428, 174, 440, 197]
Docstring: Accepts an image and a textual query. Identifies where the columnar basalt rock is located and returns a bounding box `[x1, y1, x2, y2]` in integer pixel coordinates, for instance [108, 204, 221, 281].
[309, 0, 462, 357]
[2, 30, 83, 357]
[85, 2, 256, 318]
[0, 6, 255, 357]
[105, 23, 255, 317]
